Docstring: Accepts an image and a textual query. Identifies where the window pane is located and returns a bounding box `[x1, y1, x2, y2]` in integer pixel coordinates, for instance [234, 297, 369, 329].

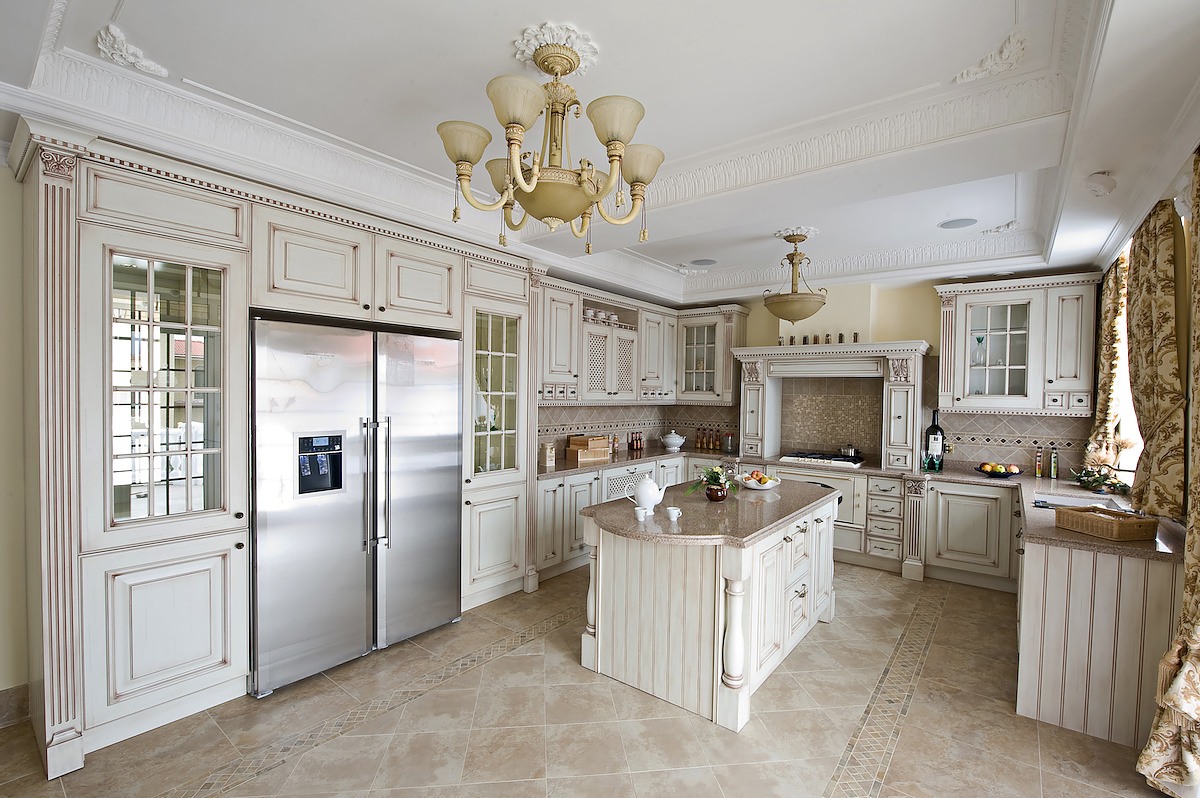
[113, 456, 150, 521]
[114, 391, 150, 454]
[190, 267, 222, 326]
[1009, 303, 1029, 330]
[153, 262, 188, 324]
[193, 453, 223, 511]
[191, 393, 221, 449]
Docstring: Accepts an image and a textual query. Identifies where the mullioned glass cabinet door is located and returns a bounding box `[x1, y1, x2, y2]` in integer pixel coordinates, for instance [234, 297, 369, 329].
[463, 294, 527, 487]
[78, 224, 249, 551]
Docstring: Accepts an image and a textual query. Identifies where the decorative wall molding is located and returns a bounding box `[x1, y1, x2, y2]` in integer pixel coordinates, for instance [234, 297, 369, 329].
[514, 22, 599, 76]
[1057, 0, 1096, 90]
[684, 230, 1043, 293]
[96, 24, 167, 77]
[981, 219, 1019, 234]
[954, 32, 1027, 84]
[31, 0, 69, 86]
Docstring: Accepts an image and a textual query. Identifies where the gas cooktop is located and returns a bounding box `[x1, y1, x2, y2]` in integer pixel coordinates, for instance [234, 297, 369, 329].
[778, 451, 866, 469]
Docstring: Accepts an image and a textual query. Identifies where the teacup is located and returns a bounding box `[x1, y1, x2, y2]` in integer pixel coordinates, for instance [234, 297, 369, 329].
[665, 506, 682, 522]
[634, 506, 651, 521]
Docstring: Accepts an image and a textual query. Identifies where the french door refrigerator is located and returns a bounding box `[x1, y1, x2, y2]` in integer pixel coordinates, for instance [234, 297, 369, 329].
[251, 319, 461, 696]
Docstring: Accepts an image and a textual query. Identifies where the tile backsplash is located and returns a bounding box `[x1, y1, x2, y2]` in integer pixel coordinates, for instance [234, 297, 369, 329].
[537, 404, 737, 450]
[779, 378, 884, 459]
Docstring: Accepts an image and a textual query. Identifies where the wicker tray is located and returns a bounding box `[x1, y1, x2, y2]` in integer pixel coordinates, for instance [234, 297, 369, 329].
[1054, 506, 1158, 541]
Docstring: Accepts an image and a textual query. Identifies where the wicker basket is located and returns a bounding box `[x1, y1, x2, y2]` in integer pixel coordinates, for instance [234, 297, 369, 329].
[1054, 506, 1158, 541]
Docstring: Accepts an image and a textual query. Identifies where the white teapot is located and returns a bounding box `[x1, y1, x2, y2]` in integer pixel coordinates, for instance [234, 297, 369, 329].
[659, 430, 685, 452]
[625, 473, 667, 511]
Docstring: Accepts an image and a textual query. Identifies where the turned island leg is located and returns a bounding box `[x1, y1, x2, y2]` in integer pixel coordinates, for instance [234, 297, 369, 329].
[715, 546, 752, 731]
[580, 517, 599, 671]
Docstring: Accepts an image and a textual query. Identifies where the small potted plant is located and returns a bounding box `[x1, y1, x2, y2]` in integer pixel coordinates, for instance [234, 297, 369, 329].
[685, 464, 738, 502]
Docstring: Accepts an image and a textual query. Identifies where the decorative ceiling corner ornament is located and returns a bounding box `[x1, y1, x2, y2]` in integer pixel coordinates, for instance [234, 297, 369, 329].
[513, 23, 599, 77]
[96, 24, 168, 77]
[436, 23, 663, 254]
[980, 219, 1019, 234]
[763, 227, 827, 323]
[953, 31, 1025, 84]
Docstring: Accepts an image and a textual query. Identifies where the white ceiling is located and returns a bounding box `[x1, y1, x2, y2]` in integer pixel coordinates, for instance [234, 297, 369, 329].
[1, 0, 1199, 305]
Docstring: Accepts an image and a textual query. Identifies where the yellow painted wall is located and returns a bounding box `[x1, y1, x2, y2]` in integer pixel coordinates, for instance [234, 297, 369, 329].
[744, 300, 781, 347]
[0, 168, 27, 691]
[871, 281, 942, 354]
[774, 283, 873, 344]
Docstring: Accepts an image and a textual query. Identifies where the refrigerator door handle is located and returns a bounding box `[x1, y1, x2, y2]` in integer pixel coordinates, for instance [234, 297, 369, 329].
[361, 417, 371, 551]
[380, 416, 392, 548]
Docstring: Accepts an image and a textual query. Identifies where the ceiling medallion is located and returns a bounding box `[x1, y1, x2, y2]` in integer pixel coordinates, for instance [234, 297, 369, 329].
[437, 23, 663, 253]
[764, 227, 827, 323]
[96, 24, 168, 77]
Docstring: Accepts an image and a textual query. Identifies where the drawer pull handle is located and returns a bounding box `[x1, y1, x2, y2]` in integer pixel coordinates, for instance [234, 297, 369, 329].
[795, 585, 808, 598]
[878, 486, 895, 492]
[1017, 547, 1025, 555]
[783, 535, 793, 544]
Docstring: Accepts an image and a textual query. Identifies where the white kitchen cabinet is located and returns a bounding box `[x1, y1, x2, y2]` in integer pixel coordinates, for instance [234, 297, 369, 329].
[776, 468, 865, 554]
[374, 235, 462, 331]
[750, 533, 789, 678]
[925, 480, 1015, 578]
[463, 483, 526, 598]
[677, 307, 747, 404]
[638, 311, 677, 401]
[600, 461, 658, 501]
[581, 322, 638, 402]
[657, 456, 686, 486]
[539, 286, 581, 401]
[936, 274, 1099, 416]
[564, 473, 599, 558]
[81, 530, 249, 739]
[535, 471, 599, 572]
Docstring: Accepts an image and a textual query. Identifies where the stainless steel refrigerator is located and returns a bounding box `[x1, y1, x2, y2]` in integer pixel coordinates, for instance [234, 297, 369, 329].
[251, 319, 462, 696]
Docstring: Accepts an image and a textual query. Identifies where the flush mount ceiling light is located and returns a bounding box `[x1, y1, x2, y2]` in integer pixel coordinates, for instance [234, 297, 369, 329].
[690, 258, 717, 267]
[763, 227, 827, 323]
[937, 217, 978, 229]
[1084, 171, 1117, 197]
[437, 22, 664, 253]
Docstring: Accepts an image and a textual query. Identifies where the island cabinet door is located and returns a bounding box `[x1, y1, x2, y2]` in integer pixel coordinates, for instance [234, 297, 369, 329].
[535, 480, 566, 570]
[749, 534, 788, 684]
[926, 481, 1013, 577]
[563, 472, 599, 558]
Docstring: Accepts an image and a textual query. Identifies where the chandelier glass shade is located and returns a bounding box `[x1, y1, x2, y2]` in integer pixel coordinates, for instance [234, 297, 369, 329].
[763, 228, 827, 323]
[436, 33, 663, 252]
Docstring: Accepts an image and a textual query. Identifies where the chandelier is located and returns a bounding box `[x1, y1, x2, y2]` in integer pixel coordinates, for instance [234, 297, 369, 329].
[764, 227, 827, 322]
[436, 23, 664, 253]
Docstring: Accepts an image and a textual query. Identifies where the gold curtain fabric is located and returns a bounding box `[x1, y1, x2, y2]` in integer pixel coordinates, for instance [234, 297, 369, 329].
[1125, 198, 1186, 520]
[1088, 256, 1127, 461]
[1138, 150, 1198, 795]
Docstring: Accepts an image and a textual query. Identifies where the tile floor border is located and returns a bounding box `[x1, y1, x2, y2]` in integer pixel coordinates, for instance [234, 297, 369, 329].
[824, 590, 947, 798]
[155, 603, 585, 798]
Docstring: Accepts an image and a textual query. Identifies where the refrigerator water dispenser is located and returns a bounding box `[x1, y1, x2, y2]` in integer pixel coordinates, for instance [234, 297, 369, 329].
[297, 434, 343, 494]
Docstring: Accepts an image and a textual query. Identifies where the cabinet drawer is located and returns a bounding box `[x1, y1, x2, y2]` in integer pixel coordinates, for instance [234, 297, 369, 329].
[866, 518, 902, 540]
[1069, 392, 1091, 410]
[867, 497, 902, 518]
[743, 439, 762, 456]
[868, 477, 903, 497]
[1045, 392, 1067, 409]
[833, 523, 863, 553]
[866, 537, 902, 560]
[887, 450, 912, 469]
[788, 519, 811, 575]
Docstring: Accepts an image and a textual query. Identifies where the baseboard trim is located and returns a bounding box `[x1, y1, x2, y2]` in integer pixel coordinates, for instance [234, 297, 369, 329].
[0, 682, 29, 729]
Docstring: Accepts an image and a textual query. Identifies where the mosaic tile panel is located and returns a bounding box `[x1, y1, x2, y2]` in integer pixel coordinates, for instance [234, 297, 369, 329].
[780, 378, 884, 459]
[825, 592, 947, 797]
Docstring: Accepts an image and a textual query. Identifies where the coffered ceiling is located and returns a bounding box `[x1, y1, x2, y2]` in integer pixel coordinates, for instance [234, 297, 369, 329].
[1, 0, 1198, 305]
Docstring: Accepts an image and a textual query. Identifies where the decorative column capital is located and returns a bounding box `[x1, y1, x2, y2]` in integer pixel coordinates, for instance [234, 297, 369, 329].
[905, 477, 928, 496]
[742, 360, 762, 383]
[40, 150, 78, 180]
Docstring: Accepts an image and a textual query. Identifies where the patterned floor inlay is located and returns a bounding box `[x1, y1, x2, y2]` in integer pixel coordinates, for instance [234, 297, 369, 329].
[824, 591, 947, 798]
[158, 603, 584, 798]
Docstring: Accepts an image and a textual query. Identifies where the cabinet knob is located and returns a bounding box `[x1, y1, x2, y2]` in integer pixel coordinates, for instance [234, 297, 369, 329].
[465, 478, 472, 484]
[895, 415, 902, 420]
[559, 483, 564, 488]
[464, 500, 472, 506]
[378, 306, 385, 312]
[234, 511, 244, 519]
[235, 542, 245, 550]
[362, 303, 371, 310]
[1047, 379, 1054, 384]
[955, 397, 961, 402]
[1017, 547, 1025, 555]
[594, 475, 600, 480]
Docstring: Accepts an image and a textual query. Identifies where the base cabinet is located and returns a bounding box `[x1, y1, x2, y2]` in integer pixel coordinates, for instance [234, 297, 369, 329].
[925, 481, 1015, 578]
[81, 530, 249, 746]
[657, 456, 686, 487]
[535, 472, 599, 572]
[463, 483, 526, 602]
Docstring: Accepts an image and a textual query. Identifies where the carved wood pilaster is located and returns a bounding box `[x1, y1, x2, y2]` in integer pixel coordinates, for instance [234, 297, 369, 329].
[28, 144, 85, 777]
[938, 294, 956, 404]
[901, 477, 928, 581]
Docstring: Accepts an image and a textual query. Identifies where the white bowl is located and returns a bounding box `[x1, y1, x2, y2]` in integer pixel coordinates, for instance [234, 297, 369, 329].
[739, 474, 780, 491]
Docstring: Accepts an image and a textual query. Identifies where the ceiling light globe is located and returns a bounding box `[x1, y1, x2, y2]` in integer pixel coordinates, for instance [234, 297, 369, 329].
[764, 292, 827, 322]
[484, 159, 511, 194]
[586, 95, 645, 145]
[437, 120, 492, 165]
[622, 144, 664, 185]
[485, 74, 546, 129]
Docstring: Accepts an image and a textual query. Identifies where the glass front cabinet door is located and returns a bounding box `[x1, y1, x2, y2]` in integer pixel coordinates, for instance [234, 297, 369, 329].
[464, 294, 528, 488]
[679, 319, 722, 400]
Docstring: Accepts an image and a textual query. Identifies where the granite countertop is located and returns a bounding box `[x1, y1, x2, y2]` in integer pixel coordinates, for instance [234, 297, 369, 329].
[579, 480, 839, 549]
[536, 445, 733, 479]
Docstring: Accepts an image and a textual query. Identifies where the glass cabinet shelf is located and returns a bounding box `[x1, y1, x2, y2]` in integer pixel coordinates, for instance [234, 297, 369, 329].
[964, 301, 1030, 398]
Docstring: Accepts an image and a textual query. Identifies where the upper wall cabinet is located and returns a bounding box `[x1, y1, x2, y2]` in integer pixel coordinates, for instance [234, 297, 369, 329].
[539, 286, 581, 401]
[936, 274, 1100, 416]
[251, 204, 463, 330]
[638, 310, 677, 403]
[582, 322, 638, 402]
[677, 307, 748, 405]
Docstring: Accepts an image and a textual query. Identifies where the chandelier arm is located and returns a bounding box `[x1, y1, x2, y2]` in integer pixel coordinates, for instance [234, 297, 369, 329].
[594, 187, 644, 225]
[569, 208, 592, 238]
[577, 155, 623, 203]
[455, 165, 512, 212]
[503, 202, 532, 231]
[507, 141, 541, 193]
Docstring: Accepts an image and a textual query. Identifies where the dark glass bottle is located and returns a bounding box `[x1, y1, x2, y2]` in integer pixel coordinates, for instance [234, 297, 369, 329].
[924, 410, 945, 471]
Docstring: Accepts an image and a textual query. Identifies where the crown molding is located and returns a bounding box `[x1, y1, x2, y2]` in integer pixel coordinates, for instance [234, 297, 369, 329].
[954, 32, 1027, 84]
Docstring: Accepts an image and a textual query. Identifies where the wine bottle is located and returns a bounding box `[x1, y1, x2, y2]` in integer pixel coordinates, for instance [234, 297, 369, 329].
[924, 410, 945, 468]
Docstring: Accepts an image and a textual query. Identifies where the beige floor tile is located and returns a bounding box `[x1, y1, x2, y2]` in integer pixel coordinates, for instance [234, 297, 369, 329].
[410, 615, 514, 662]
[802, 617, 870, 644]
[778, 640, 843, 673]
[208, 673, 359, 753]
[222, 757, 299, 797]
[472, 590, 572, 631]
[509, 637, 546, 656]
[434, 667, 484, 691]
[1040, 771, 1123, 797]
[793, 667, 880, 708]
[921, 643, 1017, 702]
[460, 727, 547, 782]
[322, 641, 447, 703]
[711, 759, 824, 798]
[607, 682, 689, 721]
[345, 706, 405, 737]
[756, 708, 853, 760]
[276, 792, 369, 798]
[628, 767, 723, 797]
[933, 613, 1018, 662]
[371, 780, 547, 797]
[472, 686, 546, 728]
[397, 688, 478, 732]
[545, 722, 628, 778]
[943, 582, 1017, 616]
[687, 715, 786, 766]
[819, 636, 897, 668]
[882, 725, 1040, 798]
[481, 654, 546, 688]
[1037, 723, 1161, 797]
[904, 678, 1040, 767]
[0, 723, 43, 786]
[544, 684, 617, 725]
[544, 637, 609, 686]
[617, 717, 708, 772]
[370, 730, 470, 790]
[546, 772, 635, 798]
[60, 712, 239, 798]
[0, 772, 66, 798]
[750, 671, 819, 711]
[278, 733, 391, 794]
[787, 756, 841, 795]
[821, 703, 868, 739]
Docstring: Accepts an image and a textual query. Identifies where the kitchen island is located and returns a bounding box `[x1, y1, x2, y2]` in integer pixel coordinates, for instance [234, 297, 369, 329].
[579, 480, 839, 732]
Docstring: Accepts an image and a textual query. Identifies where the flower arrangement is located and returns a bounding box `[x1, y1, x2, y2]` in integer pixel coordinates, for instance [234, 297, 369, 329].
[684, 465, 738, 497]
[1072, 463, 1130, 495]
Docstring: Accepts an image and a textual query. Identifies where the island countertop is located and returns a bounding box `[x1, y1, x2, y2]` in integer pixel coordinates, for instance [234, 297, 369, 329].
[579, 480, 839, 549]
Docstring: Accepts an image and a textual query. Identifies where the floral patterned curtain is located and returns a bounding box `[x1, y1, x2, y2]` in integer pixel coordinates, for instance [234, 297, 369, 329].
[1087, 256, 1127, 461]
[1138, 149, 1198, 795]
[1125, 198, 1186, 519]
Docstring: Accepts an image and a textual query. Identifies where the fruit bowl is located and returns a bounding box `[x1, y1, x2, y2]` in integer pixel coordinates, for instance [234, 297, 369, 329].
[974, 466, 1017, 479]
[739, 474, 780, 490]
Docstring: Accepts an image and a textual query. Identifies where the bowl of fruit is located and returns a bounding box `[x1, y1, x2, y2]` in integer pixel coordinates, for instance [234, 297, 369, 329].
[740, 470, 781, 490]
[975, 462, 1021, 478]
